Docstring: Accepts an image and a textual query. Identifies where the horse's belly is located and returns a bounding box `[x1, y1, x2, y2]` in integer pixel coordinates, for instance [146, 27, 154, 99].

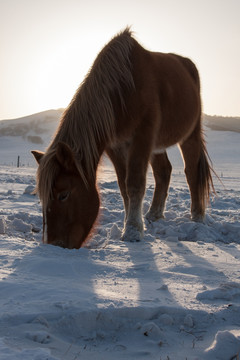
[152, 147, 167, 155]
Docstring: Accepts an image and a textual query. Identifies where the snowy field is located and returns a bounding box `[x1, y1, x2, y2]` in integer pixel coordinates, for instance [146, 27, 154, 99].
[0, 113, 240, 359]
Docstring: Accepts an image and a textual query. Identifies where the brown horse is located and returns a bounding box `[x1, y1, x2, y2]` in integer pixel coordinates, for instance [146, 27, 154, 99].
[32, 28, 214, 249]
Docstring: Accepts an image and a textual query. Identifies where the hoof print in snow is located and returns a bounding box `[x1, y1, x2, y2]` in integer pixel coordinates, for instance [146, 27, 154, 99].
[159, 314, 174, 326]
[25, 331, 51, 344]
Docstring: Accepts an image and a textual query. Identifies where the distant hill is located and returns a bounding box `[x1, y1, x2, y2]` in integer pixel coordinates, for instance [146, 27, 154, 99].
[0, 109, 63, 166]
[1, 110, 239, 142]
[203, 114, 240, 133]
[0, 109, 64, 144]
[0, 110, 239, 167]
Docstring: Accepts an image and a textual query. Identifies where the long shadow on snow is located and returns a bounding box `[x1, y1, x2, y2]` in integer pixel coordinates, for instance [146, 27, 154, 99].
[122, 237, 181, 308]
[165, 240, 228, 288]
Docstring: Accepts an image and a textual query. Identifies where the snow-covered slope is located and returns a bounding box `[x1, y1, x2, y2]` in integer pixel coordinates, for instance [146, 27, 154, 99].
[0, 110, 239, 170]
[0, 109, 63, 166]
[0, 111, 239, 359]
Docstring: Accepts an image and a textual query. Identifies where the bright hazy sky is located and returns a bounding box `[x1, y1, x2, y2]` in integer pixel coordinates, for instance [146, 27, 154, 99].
[1, 0, 240, 120]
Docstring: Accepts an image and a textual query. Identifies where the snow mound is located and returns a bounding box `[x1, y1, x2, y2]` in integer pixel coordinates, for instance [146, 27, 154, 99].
[11, 218, 32, 233]
[0, 338, 58, 360]
[204, 330, 240, 360]
[197, 282, 240, 301]
[23, 185, 35, 195]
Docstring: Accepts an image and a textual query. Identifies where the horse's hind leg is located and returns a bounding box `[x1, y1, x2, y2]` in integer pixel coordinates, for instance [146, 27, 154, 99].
[180, 124, 213, 221]
[146, 152, 172, 222]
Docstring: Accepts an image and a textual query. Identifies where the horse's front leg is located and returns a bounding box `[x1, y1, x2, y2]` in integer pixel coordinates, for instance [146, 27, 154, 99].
[122, 132, 152, 242]
[106, 145, 129, 222]
[122, 185, 145, 242]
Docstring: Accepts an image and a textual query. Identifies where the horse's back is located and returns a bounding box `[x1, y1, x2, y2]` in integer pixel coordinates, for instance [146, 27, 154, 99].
[148, 51, 200, 112]
[169, 53, 200, 90]
[129, 45, 202, 148]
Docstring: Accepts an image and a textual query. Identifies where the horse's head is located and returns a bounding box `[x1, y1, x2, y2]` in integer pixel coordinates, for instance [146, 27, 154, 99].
[32, 142, 99, 249]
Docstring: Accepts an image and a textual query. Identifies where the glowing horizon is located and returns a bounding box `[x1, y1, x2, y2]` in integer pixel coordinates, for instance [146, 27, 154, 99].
[1, 0, 240, 120]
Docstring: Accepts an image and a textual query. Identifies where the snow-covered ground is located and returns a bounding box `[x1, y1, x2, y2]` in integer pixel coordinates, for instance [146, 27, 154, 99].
[0, 112, 240, 359]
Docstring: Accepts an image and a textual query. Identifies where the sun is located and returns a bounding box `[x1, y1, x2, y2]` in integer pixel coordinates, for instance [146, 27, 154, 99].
[35, 40, 100, 112]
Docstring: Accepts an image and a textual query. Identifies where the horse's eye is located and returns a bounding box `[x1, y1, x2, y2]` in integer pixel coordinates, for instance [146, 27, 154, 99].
[58, 191, 70, 202]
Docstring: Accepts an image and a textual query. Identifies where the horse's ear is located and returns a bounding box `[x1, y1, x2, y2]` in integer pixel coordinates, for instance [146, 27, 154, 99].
[31, 150, 44, 164]
[56, 142, 76, 172]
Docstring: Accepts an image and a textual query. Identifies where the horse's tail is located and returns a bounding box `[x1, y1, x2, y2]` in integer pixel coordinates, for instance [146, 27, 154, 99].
[179, 55, 216, 213]
[198, 132, 215, 210]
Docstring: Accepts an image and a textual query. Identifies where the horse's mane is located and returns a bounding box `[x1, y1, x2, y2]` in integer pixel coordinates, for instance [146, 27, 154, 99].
[36, 27, 136, 208]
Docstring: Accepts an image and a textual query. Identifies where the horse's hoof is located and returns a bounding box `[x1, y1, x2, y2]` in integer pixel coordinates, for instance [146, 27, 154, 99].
[121, 225, 143, 242]
[191, 213, 204, 222]
[145, 211, 164, 223]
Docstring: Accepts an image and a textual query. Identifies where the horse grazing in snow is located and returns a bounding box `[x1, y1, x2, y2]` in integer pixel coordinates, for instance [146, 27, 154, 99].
[32, 28, 214, 249]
